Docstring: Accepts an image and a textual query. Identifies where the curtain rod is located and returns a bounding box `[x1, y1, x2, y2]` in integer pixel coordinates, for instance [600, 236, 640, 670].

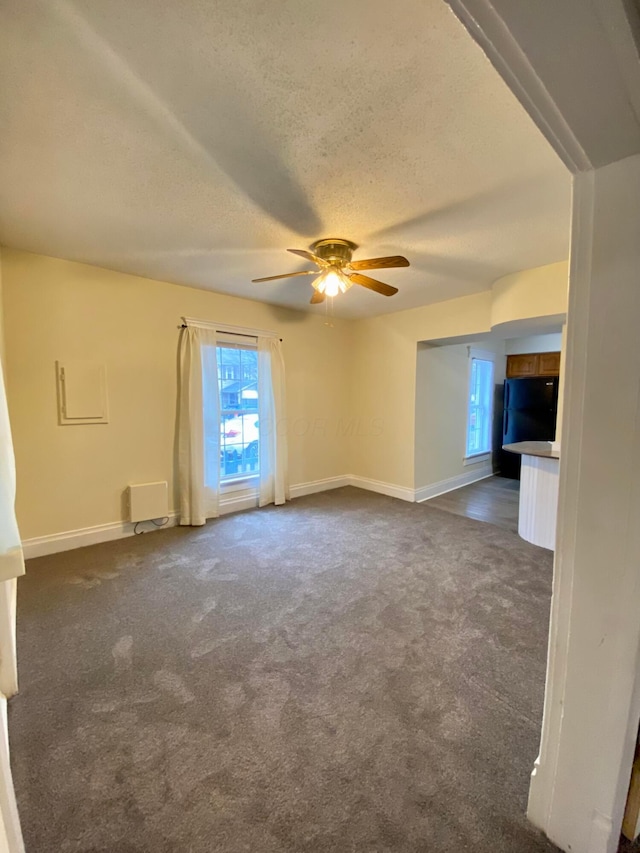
[178, 324, 282, 342]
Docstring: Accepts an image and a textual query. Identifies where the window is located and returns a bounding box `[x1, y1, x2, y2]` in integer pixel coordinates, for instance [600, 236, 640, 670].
[180, 320, 286, 524]
[217, 343, 259, 480]
[465, 350, 495, 459]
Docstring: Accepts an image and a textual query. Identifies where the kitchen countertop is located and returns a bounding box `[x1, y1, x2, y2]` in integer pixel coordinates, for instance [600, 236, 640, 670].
[502, 440, 560, 459]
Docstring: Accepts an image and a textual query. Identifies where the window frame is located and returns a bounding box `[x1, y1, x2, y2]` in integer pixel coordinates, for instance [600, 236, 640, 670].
[464, 347, 496, 464]
[216, 335, 260, 485]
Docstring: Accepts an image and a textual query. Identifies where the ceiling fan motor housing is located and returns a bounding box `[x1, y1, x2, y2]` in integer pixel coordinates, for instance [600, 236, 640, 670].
[311, 238, 357, 266]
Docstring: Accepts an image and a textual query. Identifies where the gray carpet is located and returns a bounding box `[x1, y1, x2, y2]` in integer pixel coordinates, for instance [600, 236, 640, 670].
[10, 487, 559, 852]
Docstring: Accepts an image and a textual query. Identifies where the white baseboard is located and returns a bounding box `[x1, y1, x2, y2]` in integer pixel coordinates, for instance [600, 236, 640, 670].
[22, 514, 180, 560]
[22, 468, 486, 560]
[21, 477, 351, 559]
[218, 491, 258, 516]
[347, 475, 415, 503]
[414, 464, 493, 503]
[289, 476, 350, 499]
[22, 487, 265, 559]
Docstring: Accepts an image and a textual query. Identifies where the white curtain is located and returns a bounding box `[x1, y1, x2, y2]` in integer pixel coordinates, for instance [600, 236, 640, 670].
[0, 358, 22, 697]
[0, 350, 25, 851]
[177, 326, 220, 526]
[0, 372, 24, 589]
[257, 337, 289, 507]
[0, 583, 17, 701]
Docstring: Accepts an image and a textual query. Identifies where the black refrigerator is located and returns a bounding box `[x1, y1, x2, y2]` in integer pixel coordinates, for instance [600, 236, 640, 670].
[499, 376, 559, 479]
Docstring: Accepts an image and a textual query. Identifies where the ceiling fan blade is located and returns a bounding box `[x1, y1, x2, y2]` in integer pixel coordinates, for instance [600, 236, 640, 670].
[287, 248, 327, 266]
[310, 290, 326, 304]
[349, 273, 398, 296]
[347, 255, 410, 271]
[252, 270, 316, 283]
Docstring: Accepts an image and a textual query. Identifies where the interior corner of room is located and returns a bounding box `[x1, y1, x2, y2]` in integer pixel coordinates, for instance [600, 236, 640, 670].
[0, 248, 568, 554]
[1, 0, 640, 851]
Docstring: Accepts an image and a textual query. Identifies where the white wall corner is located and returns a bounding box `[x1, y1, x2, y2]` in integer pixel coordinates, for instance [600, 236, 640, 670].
[527, 169, 596, 851]
[0, 698, 24, 853]
[289, 476, 350, 499]
[444, 0, 592, 173]
[587, 811, 615, 853]
[414, 463, 493, 503]
[527, 753, 549, 831]
[529, 158, 640, 853]
[347, 475, 415, 503]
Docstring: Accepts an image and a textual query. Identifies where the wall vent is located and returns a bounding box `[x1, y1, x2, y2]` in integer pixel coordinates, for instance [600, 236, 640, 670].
[127, 481, 169, 523]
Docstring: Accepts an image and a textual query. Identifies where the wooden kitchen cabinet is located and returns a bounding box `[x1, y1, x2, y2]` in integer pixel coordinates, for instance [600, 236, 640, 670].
[507, 353, 539, 378]
[538, 351, 561, 375]
[506, 351, 561, 378]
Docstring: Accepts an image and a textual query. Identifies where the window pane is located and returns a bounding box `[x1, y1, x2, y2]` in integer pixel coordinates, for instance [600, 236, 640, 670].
[217, 346, 259, 479]
[203, 344, 221, 489]
[465, 358, 494, 457]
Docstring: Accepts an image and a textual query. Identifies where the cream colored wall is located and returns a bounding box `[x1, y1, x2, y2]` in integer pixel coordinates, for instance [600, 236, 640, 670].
[1, 249, 352, 540]
[491, 261, 569, 330]
[1, 249, 570, 539]
[414, 338, 506, 491]
[349, 259, 566, 491]
[415, 343, 470, 488]
[349, 292, 494, 489]
[348, 315, 418, 489]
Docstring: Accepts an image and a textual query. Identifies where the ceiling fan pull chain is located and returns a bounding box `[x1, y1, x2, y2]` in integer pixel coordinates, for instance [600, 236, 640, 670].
[324, 294, 334, 327]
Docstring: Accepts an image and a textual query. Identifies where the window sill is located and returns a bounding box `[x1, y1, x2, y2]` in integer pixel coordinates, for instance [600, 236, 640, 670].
[221, 475, 259, 494]
[463, 453, 491, 467]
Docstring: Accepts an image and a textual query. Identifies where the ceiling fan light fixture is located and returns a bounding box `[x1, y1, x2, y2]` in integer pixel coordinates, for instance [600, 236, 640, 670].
[313, 268, 352, 297]
[252, 238, 408, 301]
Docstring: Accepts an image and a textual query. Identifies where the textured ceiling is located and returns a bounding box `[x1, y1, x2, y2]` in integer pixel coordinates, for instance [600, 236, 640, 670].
[0, 0, 571, 319]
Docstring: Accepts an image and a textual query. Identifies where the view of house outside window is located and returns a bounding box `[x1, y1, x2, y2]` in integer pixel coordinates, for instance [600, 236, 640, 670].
[465, 357, 494, 458]
[217, 345, 259, 479]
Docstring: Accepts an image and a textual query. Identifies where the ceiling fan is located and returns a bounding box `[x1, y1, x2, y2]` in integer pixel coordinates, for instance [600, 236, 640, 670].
[252, 238, 409, 304]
